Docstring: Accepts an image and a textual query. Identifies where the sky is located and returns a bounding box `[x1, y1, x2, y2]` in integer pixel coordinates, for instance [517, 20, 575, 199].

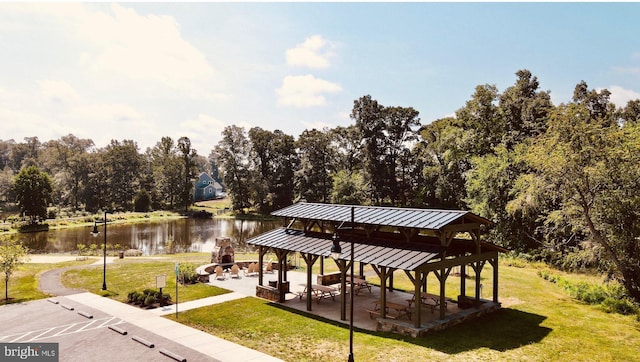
[1, 2, 640, 155]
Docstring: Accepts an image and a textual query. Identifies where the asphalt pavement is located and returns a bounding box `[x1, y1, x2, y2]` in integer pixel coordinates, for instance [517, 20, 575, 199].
[1, 256, 282, 362]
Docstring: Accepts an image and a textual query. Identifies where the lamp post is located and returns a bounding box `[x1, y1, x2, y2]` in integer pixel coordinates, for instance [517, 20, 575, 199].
[331, 231, 355, 362]
[91, 211, 111, 291]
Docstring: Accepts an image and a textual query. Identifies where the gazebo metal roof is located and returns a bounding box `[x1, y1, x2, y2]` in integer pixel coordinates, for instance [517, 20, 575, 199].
[271, 202, 491, 230]
[247, 227, 443, 271]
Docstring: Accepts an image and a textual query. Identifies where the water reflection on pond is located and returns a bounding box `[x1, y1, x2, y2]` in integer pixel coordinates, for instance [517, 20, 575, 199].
[9, 218, 280, 256]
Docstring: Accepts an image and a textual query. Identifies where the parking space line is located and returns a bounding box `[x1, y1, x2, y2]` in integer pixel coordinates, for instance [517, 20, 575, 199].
[28, 328, 56, 341]
[52, 323, 78, 337]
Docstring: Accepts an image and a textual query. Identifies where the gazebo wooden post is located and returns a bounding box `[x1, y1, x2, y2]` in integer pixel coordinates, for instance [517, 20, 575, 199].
[320, 257, 324, 275]
[380, 266, 387, 319]
[389, 270, 394, 292]
[337, 259, 348, 321]
[422, 271, 428, 292]
[300, 253, 318, 311]
[473, 261, 486, 307]
[490, 257, 499, 303]
[460, 263, 466, 299]
[275, 249, 288, 302]
[258, 246, 265, 286]
[414, 270, 422, 328]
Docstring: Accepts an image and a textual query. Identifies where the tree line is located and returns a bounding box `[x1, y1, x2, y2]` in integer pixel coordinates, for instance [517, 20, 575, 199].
[1, 69, 639, 302]
[1, 136, 202, 215]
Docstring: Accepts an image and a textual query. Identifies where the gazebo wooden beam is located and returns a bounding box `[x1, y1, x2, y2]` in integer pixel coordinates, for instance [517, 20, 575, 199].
[418, 251, 498, 274]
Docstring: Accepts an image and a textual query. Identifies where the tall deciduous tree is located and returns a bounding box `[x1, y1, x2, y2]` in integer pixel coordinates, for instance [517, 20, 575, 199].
[515, 84, 640, 302]
[248, 127, 297, 212]
[149, 137, 182, 209]
[40, 134, 94, 210]
[103, 140, 142, 211]
[330, 125, 363, 175]
[296, 129, 334, 203]
[455, 84, 502, 156]
[415, 117, 470, 209]
[0, 238, 29, 302]
[177, 137, 198, 212]
[351, 95, 420, 205]
[213, 126, 252, 212]
[13, 166, 53, 224]
[499, 69, 552, 150]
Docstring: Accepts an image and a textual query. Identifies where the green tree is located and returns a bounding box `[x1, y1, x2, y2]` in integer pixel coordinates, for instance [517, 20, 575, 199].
[330, 125, 363, 175]
[248, 128, 297, 212]
[213, 126, 252, 212]
[516, 86, 640, 302]
[177, 137, 198, 212]
[415, 117, 470, 209]
[296, 129, 334, 203]
[40, 134, 94, 210]
[13, 166, 53, 224]
[455, 84, 502, 156]
[103, 140, 142, 211]
[0, 238, 29, 302]
[134, 189, 151, 212]
[499, 69, 552, 150]
[149, 137, 182, 209]
[0, 166, 14, 202]
[8, 137, 41, 172]
[465, 145, 538, 250]
[351, 95, 420, 205]
[331, 170, 368, 205]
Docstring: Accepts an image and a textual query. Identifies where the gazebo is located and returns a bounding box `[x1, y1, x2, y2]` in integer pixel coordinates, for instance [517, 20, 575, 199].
[247, 202, 505, 336]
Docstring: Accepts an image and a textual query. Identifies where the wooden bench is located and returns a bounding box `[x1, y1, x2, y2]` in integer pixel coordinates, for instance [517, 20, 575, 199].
[373, 301, 412, 320]
[367, 309, 381, 319]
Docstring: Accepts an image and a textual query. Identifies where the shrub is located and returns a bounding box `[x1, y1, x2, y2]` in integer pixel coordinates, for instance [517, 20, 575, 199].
[601, 297, 639, 315]
[178, 263, 199, 285]
[127, 291, 142, 304]
[127, 289, 171, 308]
[159, 293, 172, 306]
[143, 295, 156, 307]
[538, 270, 639, 317]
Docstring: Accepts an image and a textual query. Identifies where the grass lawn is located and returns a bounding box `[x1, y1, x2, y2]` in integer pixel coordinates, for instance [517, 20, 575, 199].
[169, 261, 640, 362]
[62, 255, 229, 303]
[0, 259, 95, 304]
[6, 253, 640, 361]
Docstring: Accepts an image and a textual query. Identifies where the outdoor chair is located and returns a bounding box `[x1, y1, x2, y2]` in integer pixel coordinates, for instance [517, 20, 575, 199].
[264, 259, 274, 274]
[215, 265, 227, 280]
[245, 262, 258, 277]
[230, 264, 241, 278]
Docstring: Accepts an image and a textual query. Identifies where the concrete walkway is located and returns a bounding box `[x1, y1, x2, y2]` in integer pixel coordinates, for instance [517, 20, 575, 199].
[65, 292, 279, 362]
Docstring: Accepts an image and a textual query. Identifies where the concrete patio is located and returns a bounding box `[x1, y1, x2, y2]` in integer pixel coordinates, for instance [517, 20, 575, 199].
[205, 268, 500, 337]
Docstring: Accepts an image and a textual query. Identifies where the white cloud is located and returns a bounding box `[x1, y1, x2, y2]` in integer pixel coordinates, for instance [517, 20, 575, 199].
[78, 4, 215, 88]
[14, 3, 216, 92]
[38, 80, 80, 105]
[179, 114, 227, 153]
[301, 120, 333, 131]
[613, 66, 640, 76]
[286, 35, 335, 69]
[276, 74, 342, 107]
[607, 85, 640, 107]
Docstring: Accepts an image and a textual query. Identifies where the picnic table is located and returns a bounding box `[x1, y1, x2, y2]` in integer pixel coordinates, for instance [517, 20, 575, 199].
[369, 301, 412, 320]
[297, 284, 338, 303]
[348, 277, 372, 295]
[407, 292, 448, 312]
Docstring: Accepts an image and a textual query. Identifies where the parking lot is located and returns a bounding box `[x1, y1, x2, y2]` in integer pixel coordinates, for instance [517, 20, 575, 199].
[0, 297, 219, 362]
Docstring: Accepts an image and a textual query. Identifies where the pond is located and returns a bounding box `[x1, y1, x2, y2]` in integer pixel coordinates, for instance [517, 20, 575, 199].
[6, 218, 281, 256]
